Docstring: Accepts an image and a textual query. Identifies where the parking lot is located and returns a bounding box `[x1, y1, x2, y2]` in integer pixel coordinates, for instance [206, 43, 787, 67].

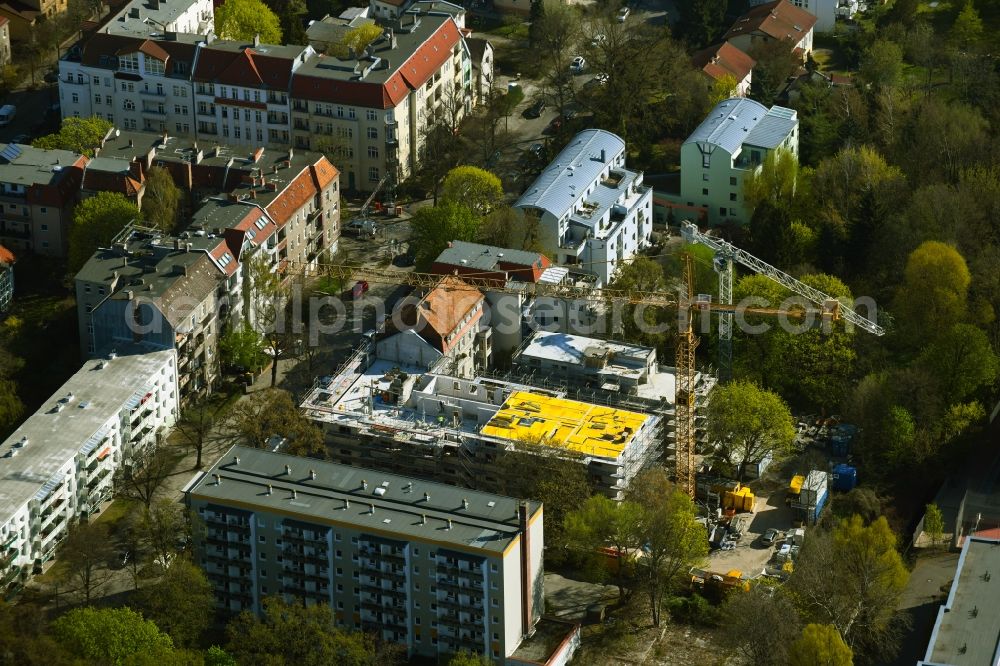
[704, 491, 799, 577]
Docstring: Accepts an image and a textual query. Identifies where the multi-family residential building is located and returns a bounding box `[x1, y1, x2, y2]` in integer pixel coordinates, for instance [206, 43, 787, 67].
[377, 276, 488, 377]
[291, 11, 470, 191]
[0, 17, 10, 67]
[0, 0, 66, 41]
[466, 37, 494, 106]
[303, 360, 661, 499]
[723, 0, 816, 59]
[0, 243, 13, 311]
[749, 0, 837, 32]
[429, 241, 600, 363]
[0, 143, 86, 256]
[187, 445, 544, 663]
[0, 345, 177, 591]
[81, 156, 146, 206]
[680, 97, 799, 226]
[59, 31, 203, 132]
[191, 40, 313, 149]
[105, 0, 214, 37]
[513, 129, 653, 287]
[75, 228, 233, 400]
[691, 42, 755, 97]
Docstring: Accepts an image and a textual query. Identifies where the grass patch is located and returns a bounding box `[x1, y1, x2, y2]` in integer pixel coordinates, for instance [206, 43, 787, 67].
[93, 498, 137, 527]
[484, 21, 529, 40]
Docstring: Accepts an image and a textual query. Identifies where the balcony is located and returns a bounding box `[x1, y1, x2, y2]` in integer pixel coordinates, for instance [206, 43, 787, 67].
[267, 113, 288, 124]
[197, 106, 216, 117]
[0, 223, 30, 239]
[140, 87, 166, 97]
[294, 120, 310, 131]
[268, 93, 288, 105]
[141, 106, 167, 116]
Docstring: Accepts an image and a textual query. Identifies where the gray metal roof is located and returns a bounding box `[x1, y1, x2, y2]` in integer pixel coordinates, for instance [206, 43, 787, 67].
[0, 346, 175, 526]
[0, 144, 82, 187]
[514, 129, 626, 220]
[85, 156, 132, 174]
[744, 105, 798, 150]
[189, 445, 542, 555]
[434, 240, 545, 273]
[107, 0, 210, 37]
[922, 537, 1000, 666]
[684, 97, 777, 155]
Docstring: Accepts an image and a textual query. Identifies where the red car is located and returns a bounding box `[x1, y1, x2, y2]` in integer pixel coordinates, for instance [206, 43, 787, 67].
[351, 280, 369, 300]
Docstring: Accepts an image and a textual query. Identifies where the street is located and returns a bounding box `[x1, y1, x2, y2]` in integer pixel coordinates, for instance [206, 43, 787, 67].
[0, 84, 61, 143]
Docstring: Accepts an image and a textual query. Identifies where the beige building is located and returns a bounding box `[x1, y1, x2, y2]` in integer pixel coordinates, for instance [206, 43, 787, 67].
[0, 0, 66, 41]
[0, 17, 10, 67]
[0, 143, 86, 256]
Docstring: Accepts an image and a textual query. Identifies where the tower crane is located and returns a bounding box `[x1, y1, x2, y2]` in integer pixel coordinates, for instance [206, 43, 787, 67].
[679, 221, 885, 381]
[289, 256, 838, 497]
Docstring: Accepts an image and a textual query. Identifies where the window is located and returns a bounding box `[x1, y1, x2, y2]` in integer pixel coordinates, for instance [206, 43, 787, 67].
[259, 552, 267, 560]
[719, 207, 727, 216]
[366, 127, 377, 139]
[94, 95, 101, 104]
[730, 192, 737, 201]
[368, 167, 379, 181]
[255, 110, 262, 123]
[105, 96, 112, 106]
[92, 75, 99, 85]
[244, 109, 251, 121]
[146, 59, 165, 75]
[730, 176, 737, 186]
[235, 125, 241, 138]
[349, 108, 356, 119]
[336, 567, 343, 575]
[220, 86, 227, 98]
[367, 146, 378, 158]
[336, 106, 344, 117]
[119, 53, 139, 73]
[366, 109, 377, 121]
[702, 152, 711, 168]
[702, 173, 708, 181]
[260, 568, 267, 577]
[258, 535, 265, 542]
[702, 188, 708, 196]
[71, 93, 79, 103]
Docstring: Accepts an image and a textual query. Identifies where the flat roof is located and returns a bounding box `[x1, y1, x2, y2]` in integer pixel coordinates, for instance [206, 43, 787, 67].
[0, 346, 174, 526]
[0, 144, 82, 187]
[189, 445, 541, 555]
[518, 331, 652, 366]
[106, 0, 208, 37]
[480, 391, 648, 459]
[922, 537, 1000, 666]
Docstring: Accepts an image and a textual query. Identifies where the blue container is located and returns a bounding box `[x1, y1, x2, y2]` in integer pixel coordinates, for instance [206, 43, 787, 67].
[831, 464, 857, 492]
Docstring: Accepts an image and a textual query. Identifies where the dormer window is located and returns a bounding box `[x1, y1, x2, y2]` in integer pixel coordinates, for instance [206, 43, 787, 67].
[145, 58, 165, 76]
[119, 53, 139, 73]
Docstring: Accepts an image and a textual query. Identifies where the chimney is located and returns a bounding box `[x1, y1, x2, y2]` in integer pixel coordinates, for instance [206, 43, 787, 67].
[369, 504, 375, 515]
[362, 479, 368, 490]
[287, 147, 294, 161]
[267, 484, 273, 495]
[173, 238, 181, 251]
[462, 498, 469, 510]
[423, 492, 430, 502]
[253, 33, 261, 48]
[284, 464, 291, 475]
[519, 501, 532, 636]
[213, 474, 221, 484]
[291, 489, 297, 500]
[309, 469, 316, 480]
[600, 148, 606, 163]
[185, 242, 193, 252]
[420, 513, 426, 525]
[344, 498, 350, 509]
[161, 131, 168, 146]
[128, 138, 134, 148]
[234, 455, 240, 465]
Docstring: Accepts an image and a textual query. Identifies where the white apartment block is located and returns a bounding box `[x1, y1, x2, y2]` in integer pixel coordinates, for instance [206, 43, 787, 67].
[513, 129, 653, 287]
[680, 97, 799, 226]
[187, 445, 544, 663]
[0, 347, 177, 589]
[106, 0, 214, 37]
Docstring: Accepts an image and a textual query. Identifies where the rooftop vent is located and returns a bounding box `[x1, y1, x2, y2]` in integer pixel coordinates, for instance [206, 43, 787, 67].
[14, 437, 28, 448]
[291, 489, 297, 500]
[284, 464, 291, 475]
[362, 479, 368, 490]
[446, 518, 453, 530]
[424, 492, 430, 502]
[374, 487, 386, 496]
[309, 469, 316, 480]
[267, 484, 273, 495]
[462, 498, 469, 509]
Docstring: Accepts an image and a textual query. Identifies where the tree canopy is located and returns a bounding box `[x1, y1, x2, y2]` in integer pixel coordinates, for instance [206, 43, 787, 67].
[441, 166, 504, 216]
[32, 116, 111, 156]
[222, 387, 323, 455]
[706, 380, 795, 479]
[410, 201, 480, 270]
[69, 192, 141, 273]
[52, 607, 175, 665]
[216, 0, 282, 43]
[138, 557, 214, 648]
[142, 166, 182, 233]
[789, 624, 854, 666]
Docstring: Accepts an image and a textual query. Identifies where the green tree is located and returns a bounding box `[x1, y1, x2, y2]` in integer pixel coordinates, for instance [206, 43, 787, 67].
[707, 73, 739, 107]
[896, 97, 989, 187]
[676, 0, 726, 48]
[226, 596, 375, 665]
[334, 22, 382, 57]
[706, 380, 795, 480]
[142, 166, 182, 233]
[215, 0, 282, 43]
[205, 645, 238, 666]
[52, 607, 175, 665]
[746, 202, 816, 268]
[609, 256, 671, 350]
[140, 499, 188, 571]
[627, 468, 708, 626]
[893, 241, 971, 350]
[222, 387, 324, 456]
[918, 323, 998, 403]
[69, 191, 140, 273]
[565, 494, 643, 601]
[410, 202, 479, 270]
[743, 148, 799, 213]
[267, 0, 307, 44]
[219, 321, 267, 372]
[32, 116, 112, 156]
[478, 207, 548, 254]
[789, 624, 853, 666]
[138, 557, 213, 648]
[948, 0, 984, 52]
[58, 522, 115, 604]
[924, 503, 944, 547]
[859, 40, 903, 92]
[448, 650, 493, 666]
[113, 446, 174, 509]
[0, 600, 74, 665]
[441, 166, 503, 216]
[790, 516, 909, 661]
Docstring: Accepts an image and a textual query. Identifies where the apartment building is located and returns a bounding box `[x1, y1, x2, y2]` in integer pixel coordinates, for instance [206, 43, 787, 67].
[723, 0, 817, 59]
[748, 0, 836, 32]
[680, 97, 799, 225]
[0, 243, 13, 311]
[377, 276, 488, 377]
[59, 31, 202, 133]
[0, 346, 177, 592]
[75, 228, 233, 400]
[430, 241, 600, 363]
[0, 0, 66, 41]
[303, 360, 661, 499]
[0, 143, 86, 257]
[105, 0, 214, 37]
[0, 17, 10, 67]
[291, 12, 470, 191]
[513, 130, 653, 288]
[692, 42, 755, 97]
[187, 445, 543, 663]
[81, 156, 146, 206]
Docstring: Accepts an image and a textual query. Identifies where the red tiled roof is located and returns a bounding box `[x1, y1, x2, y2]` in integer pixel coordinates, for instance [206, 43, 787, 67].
[208, 239, 239, 277]
[193, 46, 298, 89]
[81, 33, 196, 69]
[309, 157, 339, 191]
[0, 244, 15, 265]
[0, 16, 9, 27]
[692, 42, 755, 84]
[416, 276, 484, 351]
[117, 39, 171, 62]
[292, 18, 460, 108]
[265, 168, 317, 227]
[723, 0, 817, 42]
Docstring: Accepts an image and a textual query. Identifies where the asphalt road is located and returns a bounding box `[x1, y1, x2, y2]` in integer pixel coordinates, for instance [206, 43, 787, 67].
[0, 84, 61, 143]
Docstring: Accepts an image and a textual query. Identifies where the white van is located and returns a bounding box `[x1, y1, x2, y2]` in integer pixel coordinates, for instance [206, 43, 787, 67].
[0, 105, 15, 127]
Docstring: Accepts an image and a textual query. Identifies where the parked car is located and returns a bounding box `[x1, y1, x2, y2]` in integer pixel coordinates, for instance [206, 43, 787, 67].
[570, 56, 586, 73]
[11, 134, 29, 145]
[546, 116, 563, 133]
[351, 280, 370, 300]
[617, 6, 630, 22]
[761, 528, 781, 547]
[529, 143, 544, 159]
[524, 99, 546, 118]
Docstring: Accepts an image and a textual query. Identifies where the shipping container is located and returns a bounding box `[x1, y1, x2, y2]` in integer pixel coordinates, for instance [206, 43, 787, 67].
[810, 489, 829, 524]
[800, 470, 829, 506]
[832, 464, 857, 492]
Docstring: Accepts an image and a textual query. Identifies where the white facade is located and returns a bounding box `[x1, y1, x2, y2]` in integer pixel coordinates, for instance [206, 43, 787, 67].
[107, 0, 213, 36]
[0, 347, 177, 582]
[680, 98, 799, 226]
[749, 0, 837, 32]
[513, 130, 653, 287]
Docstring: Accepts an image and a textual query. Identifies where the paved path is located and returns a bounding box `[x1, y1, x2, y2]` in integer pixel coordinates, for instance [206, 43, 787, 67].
[891, 550, 959, 666]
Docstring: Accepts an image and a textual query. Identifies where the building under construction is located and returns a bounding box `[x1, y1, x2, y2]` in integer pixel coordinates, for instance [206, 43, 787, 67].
[301, 354, 662, 499]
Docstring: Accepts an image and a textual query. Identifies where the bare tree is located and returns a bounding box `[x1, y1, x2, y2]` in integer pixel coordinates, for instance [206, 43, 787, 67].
[114, 446, 175, 510]
[141, 500, 188, 572]
[173, 396, 226, 469]
[59, 522, 115, 604]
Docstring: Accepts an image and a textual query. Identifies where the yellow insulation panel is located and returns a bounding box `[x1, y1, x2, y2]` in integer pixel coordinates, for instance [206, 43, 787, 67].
[481, 391, 648, 459]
